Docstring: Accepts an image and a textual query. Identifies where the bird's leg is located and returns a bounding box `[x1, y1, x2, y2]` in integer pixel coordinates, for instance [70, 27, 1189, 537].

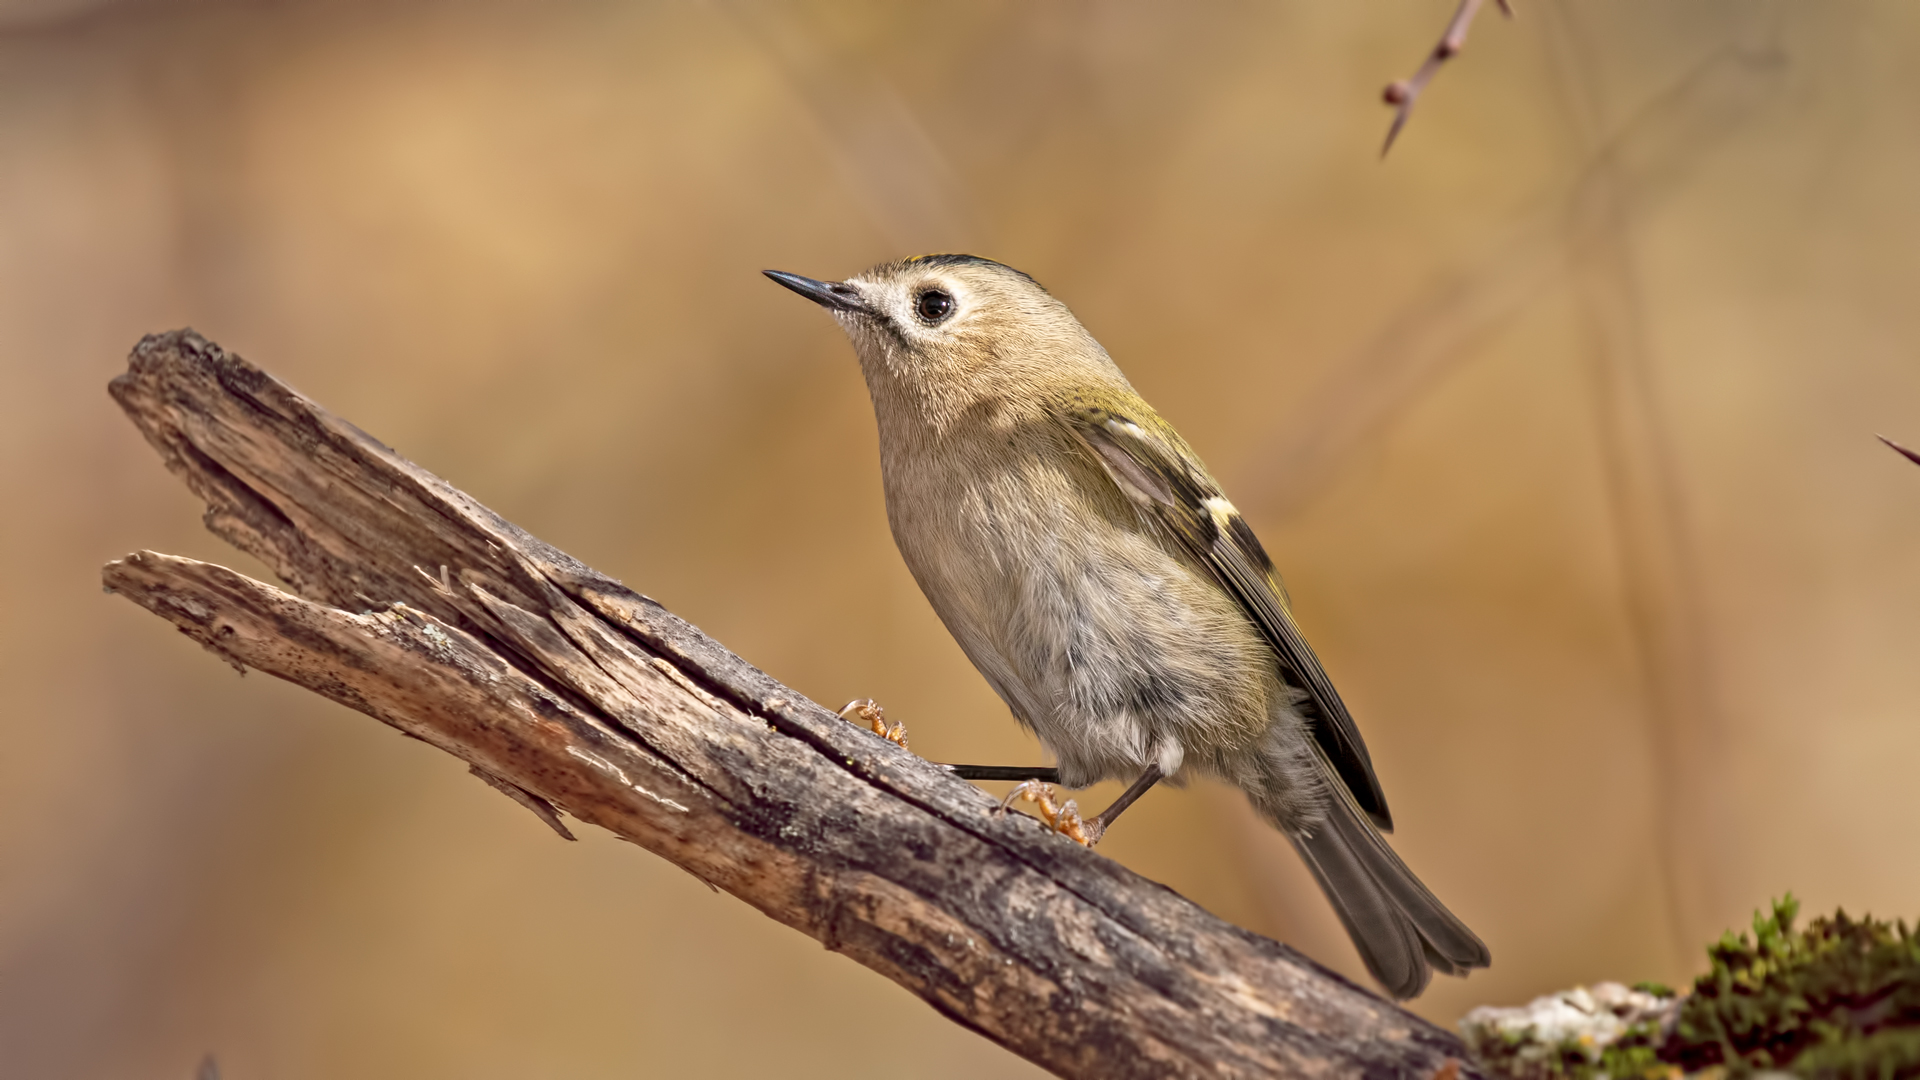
[995, 765, 1164, 847]
[838, 697, 1159, 847]
[838, 698, 910, 750]
[836, 703, 1061, 784]
[1081, 764, 1164, 845]
[941, 764, 1060, 782]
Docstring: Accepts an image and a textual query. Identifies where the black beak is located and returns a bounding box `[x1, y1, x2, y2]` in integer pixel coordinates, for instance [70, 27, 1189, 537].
[763, 270, 870, 315]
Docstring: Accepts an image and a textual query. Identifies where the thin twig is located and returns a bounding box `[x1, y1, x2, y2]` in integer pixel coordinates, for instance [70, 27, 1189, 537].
[1381, 0, 1514, 156]
[1250, 27, 1787, 519]
[1880, 435, 1920, 469]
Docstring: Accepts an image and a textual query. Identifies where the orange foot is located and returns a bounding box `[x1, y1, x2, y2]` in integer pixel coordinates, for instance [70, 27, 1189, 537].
[995, 780, 1098, 846]
[838, 698, 910, 751]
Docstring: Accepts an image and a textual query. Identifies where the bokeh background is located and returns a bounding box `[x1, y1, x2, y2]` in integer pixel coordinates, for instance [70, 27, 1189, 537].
[4, 0, 1919, 1076]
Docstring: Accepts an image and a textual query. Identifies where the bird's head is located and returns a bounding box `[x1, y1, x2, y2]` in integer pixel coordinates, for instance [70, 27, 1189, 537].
[765, 255, 1120, 428]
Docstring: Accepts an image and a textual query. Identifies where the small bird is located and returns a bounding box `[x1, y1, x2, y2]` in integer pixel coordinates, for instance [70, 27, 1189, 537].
[766, 255, 1489, 999]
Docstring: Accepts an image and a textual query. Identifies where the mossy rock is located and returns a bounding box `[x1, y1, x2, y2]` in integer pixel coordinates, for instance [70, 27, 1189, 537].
[1461, 896, 1920, 1080]
[1661, 895, 1920, 1078]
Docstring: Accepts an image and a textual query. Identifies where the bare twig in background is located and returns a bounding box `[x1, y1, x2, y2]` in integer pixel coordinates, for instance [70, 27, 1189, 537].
[102, 330, 1479, 1080]
[1381, 0, 1513, 156]
[1245, 23, 1787, 521]
[1537, 1, 1774, 961]
[1237, 3, 1784, 975]
[1880, 435, 1920, 469]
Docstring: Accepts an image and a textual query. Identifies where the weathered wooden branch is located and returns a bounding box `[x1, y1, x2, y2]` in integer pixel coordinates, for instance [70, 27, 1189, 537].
[102, 330, 1478, 1079]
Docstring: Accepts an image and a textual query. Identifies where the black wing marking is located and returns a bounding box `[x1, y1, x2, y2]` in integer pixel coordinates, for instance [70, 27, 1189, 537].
[1068, 404, 1394, 831]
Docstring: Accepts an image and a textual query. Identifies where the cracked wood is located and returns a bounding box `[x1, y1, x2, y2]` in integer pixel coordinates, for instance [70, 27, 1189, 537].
[102, 329, 1478, 1080]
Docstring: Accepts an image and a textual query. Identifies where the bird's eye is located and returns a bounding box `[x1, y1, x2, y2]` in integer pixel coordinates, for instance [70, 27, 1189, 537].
[914, 289, 955, 324]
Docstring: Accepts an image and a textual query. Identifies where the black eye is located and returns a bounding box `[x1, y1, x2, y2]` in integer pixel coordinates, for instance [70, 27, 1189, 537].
[914, 289, 955, 324]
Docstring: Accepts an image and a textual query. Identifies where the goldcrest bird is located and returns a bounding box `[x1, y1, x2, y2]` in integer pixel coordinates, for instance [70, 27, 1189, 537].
[765, 254, 1489, 999]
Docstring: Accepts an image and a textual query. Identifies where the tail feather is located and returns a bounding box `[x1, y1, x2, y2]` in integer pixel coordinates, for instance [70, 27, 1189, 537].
[1289, 820, 1433, 998]
[1284, 755, 1490, 999]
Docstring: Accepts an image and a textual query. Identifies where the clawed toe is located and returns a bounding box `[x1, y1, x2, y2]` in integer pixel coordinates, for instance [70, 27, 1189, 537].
[838, 698, 911, 751]
[996, 780, 1096, 846]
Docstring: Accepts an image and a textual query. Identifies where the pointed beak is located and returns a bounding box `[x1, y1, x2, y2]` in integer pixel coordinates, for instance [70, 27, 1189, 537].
[763, 270, 870, 315]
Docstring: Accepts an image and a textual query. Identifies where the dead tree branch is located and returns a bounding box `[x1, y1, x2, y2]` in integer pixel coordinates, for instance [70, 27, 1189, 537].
[1382, 0, 1514, 156]
[102, 329, 1478, 1080]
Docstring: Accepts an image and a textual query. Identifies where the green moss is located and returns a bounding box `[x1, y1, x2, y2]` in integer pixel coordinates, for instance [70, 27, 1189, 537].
[1659, 894, 1920, 1078]
[1594, 1038, 1671, 1080]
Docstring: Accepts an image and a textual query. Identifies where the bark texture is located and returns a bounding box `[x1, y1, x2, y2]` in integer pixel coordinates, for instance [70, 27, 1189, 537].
[102, 329, 1479, 1079]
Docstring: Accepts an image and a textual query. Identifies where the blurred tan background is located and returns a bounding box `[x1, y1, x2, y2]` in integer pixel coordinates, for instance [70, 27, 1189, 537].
[4, 0, 1919, 1076]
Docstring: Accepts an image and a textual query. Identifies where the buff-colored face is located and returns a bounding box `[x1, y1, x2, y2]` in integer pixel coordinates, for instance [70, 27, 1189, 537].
[764, 255, 1118, 417]
[841, 256, 1070, 363]
[850, 262, 970, 341]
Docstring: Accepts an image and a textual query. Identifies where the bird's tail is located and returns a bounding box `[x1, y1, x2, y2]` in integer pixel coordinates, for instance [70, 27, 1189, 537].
[1270, 753, 1490, 1000]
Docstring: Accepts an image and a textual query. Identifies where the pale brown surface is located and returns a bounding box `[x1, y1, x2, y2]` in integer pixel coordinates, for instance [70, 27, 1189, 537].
[101, 329, 1477, 1078]
[6, 2, 1920, 1078]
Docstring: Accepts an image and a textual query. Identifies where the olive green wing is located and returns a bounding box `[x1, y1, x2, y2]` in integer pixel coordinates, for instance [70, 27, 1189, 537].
[1065, 403, 1394, 832]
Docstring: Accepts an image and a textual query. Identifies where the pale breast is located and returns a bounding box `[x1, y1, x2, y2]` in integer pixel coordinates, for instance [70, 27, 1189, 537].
[883, 436, 1279, 786]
